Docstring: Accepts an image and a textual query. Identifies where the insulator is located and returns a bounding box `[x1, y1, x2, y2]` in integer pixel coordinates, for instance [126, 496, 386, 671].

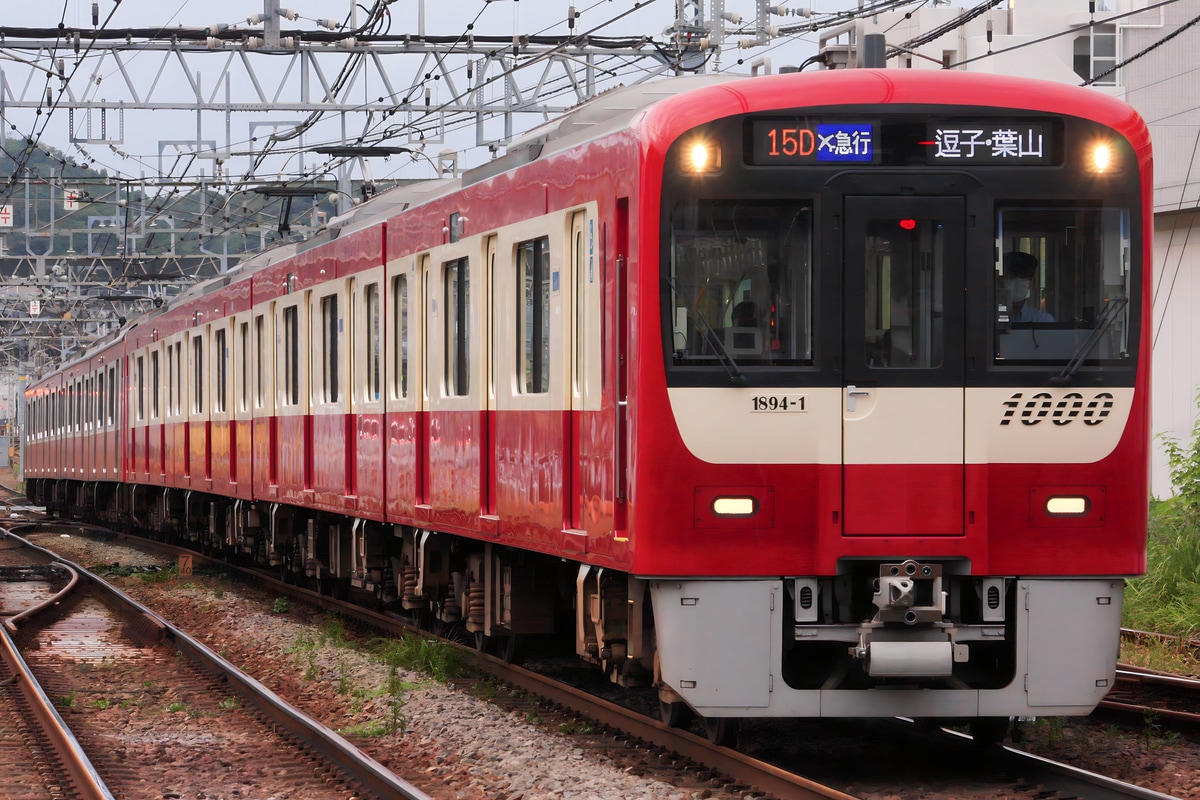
[721, 11, 742, 23]
[92, 2, 99, 27]
[56, 58, 65, 79]
[206, 37, 225, 50]
[567, 6, 576, 29]
[247, 13, 263, 25]
[317, 19, 340, 31]
[340, 37, 357, 51]
[278, 8, 299, 21]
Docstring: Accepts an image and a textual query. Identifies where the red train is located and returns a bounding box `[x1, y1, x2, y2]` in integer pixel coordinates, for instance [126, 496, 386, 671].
[24, 68, 1151, 744]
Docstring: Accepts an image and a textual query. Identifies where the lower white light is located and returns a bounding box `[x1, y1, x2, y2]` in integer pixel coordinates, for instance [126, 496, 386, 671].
[1046, 496, 1088, 516]
[712, 496, 757, 517]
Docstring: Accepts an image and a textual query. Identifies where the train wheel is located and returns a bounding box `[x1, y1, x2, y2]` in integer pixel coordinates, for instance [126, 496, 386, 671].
[969, 717, 1009, 745]
[703, 716, 739, 747]
[497, 633, 524, 665]
[659, 700, 694, 729]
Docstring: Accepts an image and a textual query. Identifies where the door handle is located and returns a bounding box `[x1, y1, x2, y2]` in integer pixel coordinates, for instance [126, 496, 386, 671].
[846, 385, 871, 413]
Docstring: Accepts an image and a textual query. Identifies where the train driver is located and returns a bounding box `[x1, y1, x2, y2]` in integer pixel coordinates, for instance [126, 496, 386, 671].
[1003, 251, 1056, 323]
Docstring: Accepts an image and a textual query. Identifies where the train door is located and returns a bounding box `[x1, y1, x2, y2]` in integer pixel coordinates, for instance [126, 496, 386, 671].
[841, 196, 965, 536]
[484, 236, 499, 520]
[569, 211, 587, 531]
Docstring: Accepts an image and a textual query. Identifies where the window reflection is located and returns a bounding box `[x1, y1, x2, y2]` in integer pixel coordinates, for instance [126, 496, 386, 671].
[994, 207, 1131, 365]
[666, 200, 813, 371]
[862, 218, 944, 370]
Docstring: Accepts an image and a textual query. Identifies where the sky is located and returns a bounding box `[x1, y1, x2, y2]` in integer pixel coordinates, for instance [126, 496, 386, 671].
[0, 0, 853, 187]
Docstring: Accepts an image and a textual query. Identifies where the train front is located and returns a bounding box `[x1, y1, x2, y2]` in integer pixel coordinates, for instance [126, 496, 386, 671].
[632, 72, 1151, 730]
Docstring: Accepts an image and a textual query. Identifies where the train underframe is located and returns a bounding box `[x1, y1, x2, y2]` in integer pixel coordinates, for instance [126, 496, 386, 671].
[30, 477, 1124, 746]
[32, 478, 655, 686]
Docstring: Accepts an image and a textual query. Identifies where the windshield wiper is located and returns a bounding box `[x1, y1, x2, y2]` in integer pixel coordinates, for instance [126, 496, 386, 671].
[667, 276, 748, 387]
[1050, 297, 1128, 386]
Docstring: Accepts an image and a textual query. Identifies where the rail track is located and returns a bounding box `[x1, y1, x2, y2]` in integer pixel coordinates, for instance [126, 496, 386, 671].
[0, 528, 431, 800]
[12, 521, 1189, 800]
[0, 548, 113, 800]
[1101, 666, 1200, 727]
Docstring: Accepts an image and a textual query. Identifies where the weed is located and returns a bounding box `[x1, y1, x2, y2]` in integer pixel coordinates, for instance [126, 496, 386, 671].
[372, 633, 467, 682]
[273, 596, 291, 614]
[120, 699, 136, 709]
[166, 701, 187, 713]
[1131, 395, 1200, 639]
[341, 720, 392, 737]
[335, 654, 354, 696]
[218, 696, 240, 710]
[558, 720, 595, 735]
[56, 691, 77, 709]
[140, 563, 179, 584]
[525, 709, 542, 725]
[212, 586, 224, 599]
[288, 631, 322, 680]
[92, 698, 110, 710]
[322, 614, 349, 646]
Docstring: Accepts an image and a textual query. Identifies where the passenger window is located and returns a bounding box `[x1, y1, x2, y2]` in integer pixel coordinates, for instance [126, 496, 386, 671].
[238, 321, 250, 413]
[365, 283, 381, 402]
[151, 351, 160, 419]
[215, 328, 228, 413]
[862, 216, 945, 370]
[993, 206, 1132, 366]
[666, 200, 814, 373]
[320, 294, 340, 403]
[192, 335, 204, 414]
[517, 237, 550, 394]
[283, 305, 299, 405]
[392, 275, 409, 400]
[445, 258, 470, 396]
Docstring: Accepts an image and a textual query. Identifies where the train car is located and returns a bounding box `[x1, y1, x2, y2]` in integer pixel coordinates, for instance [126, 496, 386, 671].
[24, 68, 1151, 745]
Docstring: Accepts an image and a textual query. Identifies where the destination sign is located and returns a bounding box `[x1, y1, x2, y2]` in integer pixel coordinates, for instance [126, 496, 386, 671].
[749, 121, 877, 165]
[743, 117, 1061, 167]
[925, 122, 1051, 165]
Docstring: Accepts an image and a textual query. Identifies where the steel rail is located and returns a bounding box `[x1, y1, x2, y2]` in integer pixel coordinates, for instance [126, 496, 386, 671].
[4, 528, 434, 800]
[4, 561, 78, 632]
[0, 589, 114, 800]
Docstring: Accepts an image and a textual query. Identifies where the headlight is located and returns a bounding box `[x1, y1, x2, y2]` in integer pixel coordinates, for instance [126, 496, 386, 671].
[681, 138, 722, 174]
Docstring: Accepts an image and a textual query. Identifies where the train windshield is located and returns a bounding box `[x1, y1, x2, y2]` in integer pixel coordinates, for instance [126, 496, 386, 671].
[993, 205, 1132, 367]
[666, 200, 814, 370]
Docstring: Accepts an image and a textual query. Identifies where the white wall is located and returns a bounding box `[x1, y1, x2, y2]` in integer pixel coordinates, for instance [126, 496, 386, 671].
[1151, 213, 1200, 498]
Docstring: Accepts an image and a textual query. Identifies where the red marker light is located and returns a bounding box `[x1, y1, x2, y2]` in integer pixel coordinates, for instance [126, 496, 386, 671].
[899, 219, 917, 230]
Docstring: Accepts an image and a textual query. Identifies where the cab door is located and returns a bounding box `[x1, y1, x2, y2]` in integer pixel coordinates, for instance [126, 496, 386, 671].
[841, 196, 965, 536]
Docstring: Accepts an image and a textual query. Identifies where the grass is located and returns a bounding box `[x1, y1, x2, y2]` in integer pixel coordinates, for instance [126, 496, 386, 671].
[1123, 499, 1200, 638]
[371, 633, 469, 683]
[1122, 407, 1200, 672]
